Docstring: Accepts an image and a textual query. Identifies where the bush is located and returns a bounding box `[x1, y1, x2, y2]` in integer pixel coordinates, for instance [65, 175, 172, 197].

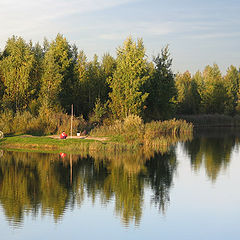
[0, 108, 87, 136]
[0, 110, 14, 134]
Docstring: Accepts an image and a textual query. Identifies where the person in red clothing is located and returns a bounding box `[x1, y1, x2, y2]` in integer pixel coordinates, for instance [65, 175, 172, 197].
[60, 152, 67, 158]
[60, 131, 67, 139]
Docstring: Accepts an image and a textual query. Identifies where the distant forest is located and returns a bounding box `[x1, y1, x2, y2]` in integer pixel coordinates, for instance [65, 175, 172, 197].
[0, 34, 239, 122]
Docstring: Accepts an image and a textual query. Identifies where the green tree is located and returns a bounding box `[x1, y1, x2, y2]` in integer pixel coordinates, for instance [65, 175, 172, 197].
[74, 52, 108, 118]
[101, 53, 116, 79]
[0, 36, 35, 111]
[0, 55, 5, 110]
[87, 54, 105, 115]
[39, 51, 63, 110]
[42, 34, 76, 112]
[29, 42, 45, 114]
[146, 46, 175, 120]
[224, 65, 239, 114]
[89, 98, 108, 124]
[74, 50, 89, 116]
[199, 64, 227, 113]
[101, 53, 116, 102]
[108, 37, 149, 119]
[175, 71, 200, 114]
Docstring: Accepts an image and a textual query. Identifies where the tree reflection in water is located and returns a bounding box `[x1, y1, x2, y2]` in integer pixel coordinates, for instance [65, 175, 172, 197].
[183, 128, 237, 182]
[0, 149, 176, 227]
[0, 131, 236, 227]
[145, 151, 176, 214]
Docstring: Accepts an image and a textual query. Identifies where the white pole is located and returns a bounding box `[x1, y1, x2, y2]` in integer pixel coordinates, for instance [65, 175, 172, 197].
[71, 104, 73, 138]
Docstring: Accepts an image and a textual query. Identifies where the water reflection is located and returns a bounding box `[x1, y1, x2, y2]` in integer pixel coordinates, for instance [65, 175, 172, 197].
[0, 150, 176, 227]
[0, 129, 238, 228]
[145, 151, 176, 214]
[183, 128, 238, 181]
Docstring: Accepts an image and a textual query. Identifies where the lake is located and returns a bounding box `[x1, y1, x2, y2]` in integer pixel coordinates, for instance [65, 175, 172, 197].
[0, 128, 239, 240]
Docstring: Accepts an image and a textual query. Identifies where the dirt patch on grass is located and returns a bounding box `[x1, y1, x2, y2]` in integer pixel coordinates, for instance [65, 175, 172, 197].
[20, 135, 36, 138]
[48, 135, 109, 141]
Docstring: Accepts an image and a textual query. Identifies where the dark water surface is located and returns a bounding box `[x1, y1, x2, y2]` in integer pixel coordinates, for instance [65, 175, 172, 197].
[0, 129, 239, 240]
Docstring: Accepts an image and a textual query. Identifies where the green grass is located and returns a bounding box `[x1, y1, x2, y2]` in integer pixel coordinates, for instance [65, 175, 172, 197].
[0, 135, 145, 154]
[0, 135, 99, 153]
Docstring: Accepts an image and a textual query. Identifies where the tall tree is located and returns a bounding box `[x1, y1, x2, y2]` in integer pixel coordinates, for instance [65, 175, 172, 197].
[87, 54, 104, 115]
[224, 65, 239, 114]
[0, 36, 35, 111]
[74, 52, 106, 117]
[0, 51, 5, 109]
[101, 53, 116, 102]
[43, 34, 76, 112]
[108, 37, 149, 119]
[146, 46, 175, 120]
[39, 51, 63, 110]
[175, 71, 200, 114]
[200, 64, 227, 114]
[74, 50, 89, 116]
[29, 42, 45, 114]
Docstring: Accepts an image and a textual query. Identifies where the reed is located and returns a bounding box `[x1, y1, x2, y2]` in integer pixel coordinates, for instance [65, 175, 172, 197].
[90, 115, 193, 150]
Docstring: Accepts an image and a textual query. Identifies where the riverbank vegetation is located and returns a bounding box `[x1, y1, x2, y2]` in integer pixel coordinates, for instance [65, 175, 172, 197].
[0, 34, 240, 139]
[0, 115, 193, 154]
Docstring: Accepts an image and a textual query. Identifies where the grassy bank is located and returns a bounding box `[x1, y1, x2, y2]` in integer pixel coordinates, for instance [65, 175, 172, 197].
[0, 134, 180, 154]
[0, 136, 98, 153]
[0, 115, 193, 154]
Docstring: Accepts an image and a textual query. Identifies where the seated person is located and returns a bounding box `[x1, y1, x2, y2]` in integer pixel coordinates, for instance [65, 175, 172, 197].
[60, 131, 67, 139]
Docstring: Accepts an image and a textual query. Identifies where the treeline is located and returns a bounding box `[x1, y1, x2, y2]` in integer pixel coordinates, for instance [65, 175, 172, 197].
[0, 34, 240, 125]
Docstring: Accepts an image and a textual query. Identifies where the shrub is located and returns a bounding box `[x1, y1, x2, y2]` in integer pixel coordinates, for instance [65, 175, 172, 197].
[0, 108, 88, 136]
[0, 110, 14, 134]
[122, 115, 144, 144]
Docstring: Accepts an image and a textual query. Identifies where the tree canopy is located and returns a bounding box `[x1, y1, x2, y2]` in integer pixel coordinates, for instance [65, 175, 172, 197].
[0, 34, 239, 121]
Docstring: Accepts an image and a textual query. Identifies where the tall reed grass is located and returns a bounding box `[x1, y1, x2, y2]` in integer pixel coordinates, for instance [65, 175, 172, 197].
[90, 115, 193, 149]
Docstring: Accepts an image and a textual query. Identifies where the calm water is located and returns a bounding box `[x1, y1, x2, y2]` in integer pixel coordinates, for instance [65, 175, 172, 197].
[0, 129, 239, 240]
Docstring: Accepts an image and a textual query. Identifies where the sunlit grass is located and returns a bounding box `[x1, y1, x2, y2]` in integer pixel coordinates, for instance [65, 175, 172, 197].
[0, 135, 97, 153]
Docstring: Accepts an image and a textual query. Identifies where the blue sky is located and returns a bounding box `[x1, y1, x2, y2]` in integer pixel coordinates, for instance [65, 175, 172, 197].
[0, 0, 239, 73]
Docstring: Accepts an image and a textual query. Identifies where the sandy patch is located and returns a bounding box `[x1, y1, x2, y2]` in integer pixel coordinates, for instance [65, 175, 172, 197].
[48, 135, 109, 141]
